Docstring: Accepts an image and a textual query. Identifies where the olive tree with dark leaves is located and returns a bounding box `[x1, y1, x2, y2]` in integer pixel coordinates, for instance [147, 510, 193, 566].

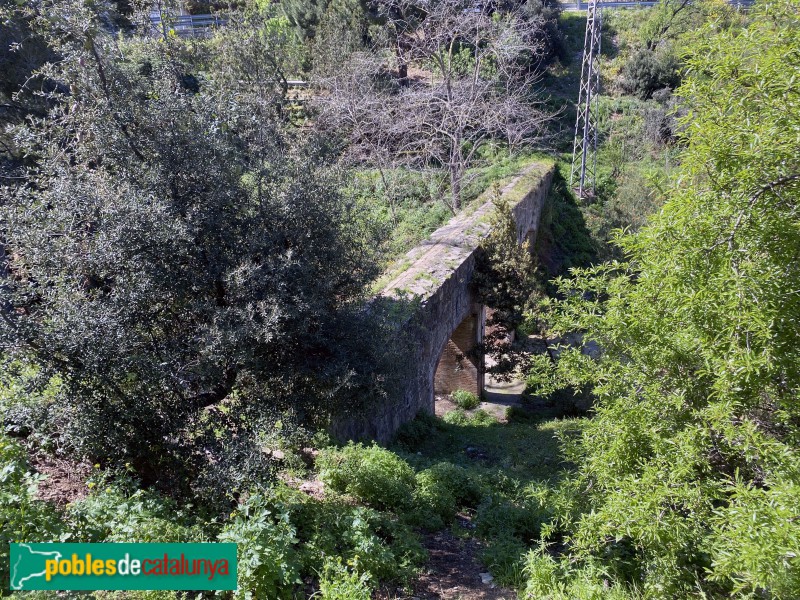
[0, 0, 387, 489]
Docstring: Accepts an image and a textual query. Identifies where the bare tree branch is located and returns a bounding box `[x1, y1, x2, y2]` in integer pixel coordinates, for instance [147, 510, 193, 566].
[313, 0, 555, 210]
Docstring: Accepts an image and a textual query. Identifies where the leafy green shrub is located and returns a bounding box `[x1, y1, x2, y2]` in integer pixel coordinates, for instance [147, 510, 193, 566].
[0, 361, 62, 447]
[451, 389, 480, 410]
[706, 480, 800, 598]
[70, 479, 206, 543]
[1, 8, 386, 485]
[442, 408, 468, 425]
[481, 535, 528, 588]
[334, 508, 423, 583]
[317, 443, 415, 511]
[523, 550, 636, 600]
[410, 471, 456, 530]
[620, 48, 679, 99]
[298, 500, 425, 584]
[219, 493, 302, 599]
[520, 0, 565, 61]
[505, 405, 536, 423]
[426, 462, 483, 508]
[474, 493, 545, 542]
[527, 5, 800, 597]
[210, 483, 423, 589]
[411, 462, 485, 530]
[469, 409, 497, 426]
[0, 435, 63, 591]
[316, 557, 372, 600]
[315, 506, 398, 581]
[442, 408, 497, 426]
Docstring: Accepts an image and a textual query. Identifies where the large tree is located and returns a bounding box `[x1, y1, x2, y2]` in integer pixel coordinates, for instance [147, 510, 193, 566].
[0, 0, 60, 165]
[0, 0, 384, 485]
[315, 0, 552, 211]
[526, 1, 800, 597]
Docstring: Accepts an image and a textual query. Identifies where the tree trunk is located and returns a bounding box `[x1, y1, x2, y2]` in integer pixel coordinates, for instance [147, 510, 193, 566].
[450, 161, 462, 211]
[450, 136, 463, 211]
[396, 41, 408, 85]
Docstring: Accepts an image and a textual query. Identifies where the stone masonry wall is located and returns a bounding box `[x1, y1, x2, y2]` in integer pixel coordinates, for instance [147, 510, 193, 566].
[331, 162, 555, 443]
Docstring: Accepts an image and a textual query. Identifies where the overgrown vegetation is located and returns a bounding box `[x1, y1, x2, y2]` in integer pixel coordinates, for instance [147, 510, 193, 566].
[535, 0, 746, 269]
[450, 389, 480, 410]
[0, 0, 406, 499]
[1, 0, 797, 597]
[524, 2, 800, 597]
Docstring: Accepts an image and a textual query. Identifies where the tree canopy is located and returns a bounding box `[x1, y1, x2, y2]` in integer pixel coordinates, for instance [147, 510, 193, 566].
[0, 0, 385, 488]
[527, 1, 800, 596]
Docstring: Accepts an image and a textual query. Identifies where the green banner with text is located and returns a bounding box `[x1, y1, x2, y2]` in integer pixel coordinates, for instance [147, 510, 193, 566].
[10, 543, 237, 591]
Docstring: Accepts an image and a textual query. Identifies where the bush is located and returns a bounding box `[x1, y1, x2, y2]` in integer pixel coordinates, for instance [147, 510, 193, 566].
[1, 14, 385, 485]
[0, 361, 62, 446]
[411, 462, 485, 530]
[505, 405, 536, 423]
[393, 413, 442, 451]
[527, 5, 800, 597]
[469, 408, 496, 425]
[316, 558, 372, 600]
[218, 493, 302, 599]
[523, 550, 636, 600]
[0, 435, 63, 591]
[475, 493, 546, 542]
[298, 500, 425, 583]
[481, 535, 528, 587]
[520, 0, 565, 62]
[331, 508, 423, 583]
[427, 462, 483, 508]
[217, 484, 424, 588]
[620, 48, 679, 99]
[409, 482, 452, 531]
[443, 408, 497, 426]
[442, 408, 468, 425]
[317, 443, 415, 511]
[451, 389, 480, 410]
[70, 479, 206, 543]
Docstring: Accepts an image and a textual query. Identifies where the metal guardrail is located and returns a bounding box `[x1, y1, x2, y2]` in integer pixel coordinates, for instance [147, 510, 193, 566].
[157, 1, 755, 35]
[149, 13, 226, 37]
[560, 0, 754, 11]
[560, 1, 656, 10]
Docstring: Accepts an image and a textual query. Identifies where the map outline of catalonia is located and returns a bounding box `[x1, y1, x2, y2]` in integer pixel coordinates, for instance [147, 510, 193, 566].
[10, 543, 62, 590]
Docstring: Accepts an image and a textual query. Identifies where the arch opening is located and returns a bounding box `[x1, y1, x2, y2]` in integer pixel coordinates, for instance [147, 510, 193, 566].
[433, 304, 485, 409]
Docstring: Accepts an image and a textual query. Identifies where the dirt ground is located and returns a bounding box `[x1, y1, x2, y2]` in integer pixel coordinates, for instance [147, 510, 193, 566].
[377, 517, 517, 600]
[30, 450, 92, 506]
[409, 526, 517, 600]
[418, 368, 530, 600]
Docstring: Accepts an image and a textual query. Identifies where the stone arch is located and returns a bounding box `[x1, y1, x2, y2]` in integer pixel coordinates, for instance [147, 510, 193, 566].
[329, 163, 554, 443]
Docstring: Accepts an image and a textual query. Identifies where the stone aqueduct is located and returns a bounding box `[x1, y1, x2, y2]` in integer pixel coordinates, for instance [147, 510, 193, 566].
[334, 161, 555, 442]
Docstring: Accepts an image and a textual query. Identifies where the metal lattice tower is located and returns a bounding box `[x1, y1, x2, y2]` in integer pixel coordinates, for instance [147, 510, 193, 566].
[570, 0, 602, 199]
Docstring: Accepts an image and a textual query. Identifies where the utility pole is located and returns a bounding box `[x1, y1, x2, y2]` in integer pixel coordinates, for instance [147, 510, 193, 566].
[570, 0, 602, 199]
